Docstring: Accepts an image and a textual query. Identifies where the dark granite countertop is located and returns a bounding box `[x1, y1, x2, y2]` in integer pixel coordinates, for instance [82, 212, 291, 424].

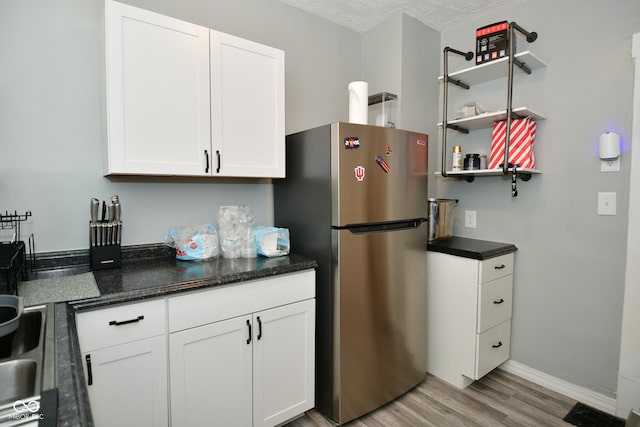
[53, 251, 317, 427]
[427, 236, 517, 260]
[71, 253, 317, 311]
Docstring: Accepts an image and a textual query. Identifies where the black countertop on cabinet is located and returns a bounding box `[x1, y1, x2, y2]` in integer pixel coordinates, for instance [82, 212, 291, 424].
[54, 252, 317, 427]
[73, 253, 317, 310]
[427, 236, 517, 260]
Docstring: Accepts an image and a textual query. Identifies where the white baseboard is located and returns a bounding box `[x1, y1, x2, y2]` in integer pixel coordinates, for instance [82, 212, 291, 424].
[499, 360, 617, 416]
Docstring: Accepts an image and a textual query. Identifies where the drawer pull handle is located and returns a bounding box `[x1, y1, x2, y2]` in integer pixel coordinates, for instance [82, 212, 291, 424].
[109, 315, 144, 326]
[494, 298, 505, 304]
[494, 264, 506, 270]
[492, 341, 503, 349]
[246, 320, 252, 345]
[257, 316, 263, 340]
[86, 354, 93, 386]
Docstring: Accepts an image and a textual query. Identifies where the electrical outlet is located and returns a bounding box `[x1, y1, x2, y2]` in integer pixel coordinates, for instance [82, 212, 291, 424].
[601, 158, 620, 172]
[597, 192, 616, 215]
[464, 210, 477, 228]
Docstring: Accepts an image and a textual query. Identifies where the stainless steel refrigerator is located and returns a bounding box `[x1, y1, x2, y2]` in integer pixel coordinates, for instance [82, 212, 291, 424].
[274, 122, 428, 424]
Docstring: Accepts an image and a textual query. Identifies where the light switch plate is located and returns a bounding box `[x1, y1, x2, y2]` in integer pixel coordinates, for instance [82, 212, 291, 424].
[597, 192, 616, 215]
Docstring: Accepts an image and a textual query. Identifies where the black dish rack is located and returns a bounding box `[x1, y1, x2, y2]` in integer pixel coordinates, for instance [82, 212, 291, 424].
[0, 211, 35, 295]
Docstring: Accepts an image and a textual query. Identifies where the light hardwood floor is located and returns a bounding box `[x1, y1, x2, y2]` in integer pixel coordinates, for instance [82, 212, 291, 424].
[286, 369, 577, 426]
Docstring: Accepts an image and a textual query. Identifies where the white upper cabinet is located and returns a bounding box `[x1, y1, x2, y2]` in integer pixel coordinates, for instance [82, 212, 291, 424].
[211, 31, 285, 177]
[103, 1, 211, 176]
[103, 0, 285, 178]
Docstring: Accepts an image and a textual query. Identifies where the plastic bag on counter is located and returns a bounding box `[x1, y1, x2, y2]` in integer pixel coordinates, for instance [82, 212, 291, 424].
[255, 226, 290, 257]
[217, 205, 256, 259]
[165, 224, 219, 261]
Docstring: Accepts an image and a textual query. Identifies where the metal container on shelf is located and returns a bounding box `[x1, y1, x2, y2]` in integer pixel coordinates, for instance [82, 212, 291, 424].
[427, 198, 458, 241]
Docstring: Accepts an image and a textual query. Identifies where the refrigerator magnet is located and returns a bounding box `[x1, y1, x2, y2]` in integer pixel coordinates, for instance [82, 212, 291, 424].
[345, 137, 360, 149]
[385, 144, 393, 156]
[376, 155, 391, 173]
[354, 166, 365, 181]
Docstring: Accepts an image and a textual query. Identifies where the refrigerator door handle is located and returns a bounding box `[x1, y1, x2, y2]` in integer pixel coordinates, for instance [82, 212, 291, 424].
[334, 218, 427, 235]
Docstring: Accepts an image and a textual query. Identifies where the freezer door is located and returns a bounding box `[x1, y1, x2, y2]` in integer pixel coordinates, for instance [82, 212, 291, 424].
[333, 223, 427, 424]
[332, 123, 428, 227]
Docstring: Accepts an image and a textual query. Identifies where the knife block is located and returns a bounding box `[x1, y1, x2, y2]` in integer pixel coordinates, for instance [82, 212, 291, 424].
[90, 245, 121, 270]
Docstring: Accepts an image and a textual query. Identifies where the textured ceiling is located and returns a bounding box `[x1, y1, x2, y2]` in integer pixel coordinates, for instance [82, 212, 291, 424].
[279, 0, 526, 32]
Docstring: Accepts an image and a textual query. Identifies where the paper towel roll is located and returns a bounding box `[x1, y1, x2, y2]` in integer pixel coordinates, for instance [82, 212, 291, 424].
[348, 81, 368, 124]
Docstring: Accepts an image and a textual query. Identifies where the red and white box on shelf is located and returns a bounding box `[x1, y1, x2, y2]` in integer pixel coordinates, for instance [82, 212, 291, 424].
[489, 118, 536, 169]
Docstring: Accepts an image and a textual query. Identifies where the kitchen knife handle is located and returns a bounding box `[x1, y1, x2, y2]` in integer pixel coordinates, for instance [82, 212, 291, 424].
[90, 223, 96, 247]
[204, 149, 210, 173]
[90, 198, 99, 223]
[85, 354, 93, 386]
[246, 319, 252, 344]
[216, 150, 221, 173]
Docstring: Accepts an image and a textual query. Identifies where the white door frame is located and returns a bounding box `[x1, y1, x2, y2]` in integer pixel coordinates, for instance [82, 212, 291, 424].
[617, 32, 640, 418]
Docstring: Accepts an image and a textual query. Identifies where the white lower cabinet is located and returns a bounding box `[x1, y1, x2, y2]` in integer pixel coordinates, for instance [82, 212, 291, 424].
[169, 315, 253, 427]
[169, 299, 315, 427]
[252, 300, 315, 427]
[426, 252, 514, 388]
[77, 299, 168, 427]
[168, 270, 316, 427]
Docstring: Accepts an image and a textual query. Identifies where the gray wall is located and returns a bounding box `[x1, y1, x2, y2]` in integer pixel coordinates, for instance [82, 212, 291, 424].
[438, 0, 640, 398]
[2, 0, 638, 403]
[0, 0, 360, 251]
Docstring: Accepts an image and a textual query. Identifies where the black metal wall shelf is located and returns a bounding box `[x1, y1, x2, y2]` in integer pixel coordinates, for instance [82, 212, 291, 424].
[438, 23, 544, 197]
[438, 51, 546, 87]
[438, 106, 545, 132]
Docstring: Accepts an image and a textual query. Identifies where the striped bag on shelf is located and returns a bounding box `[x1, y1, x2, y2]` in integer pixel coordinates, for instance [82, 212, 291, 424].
[489, 117, 536, 169]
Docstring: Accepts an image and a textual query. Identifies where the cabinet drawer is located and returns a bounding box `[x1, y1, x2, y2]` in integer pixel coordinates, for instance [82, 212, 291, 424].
[475, 319, 511, 380]
[77, 298, 167, 352]
[478, 253, 514, 284]
[477, 275, 513, 333]
[168, 270, 315, 332]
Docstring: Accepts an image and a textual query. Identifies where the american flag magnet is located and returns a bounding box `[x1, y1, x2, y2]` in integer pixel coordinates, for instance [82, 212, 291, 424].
[375, 155, 390, 173]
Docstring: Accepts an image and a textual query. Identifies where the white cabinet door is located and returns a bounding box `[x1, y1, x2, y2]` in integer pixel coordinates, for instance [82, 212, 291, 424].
[169, 315, 253, 427]
[253, 299, 315, 427]
[104, 0, 211, 176]
[82, 336, 168, 427]
[211, 31, 285, 178]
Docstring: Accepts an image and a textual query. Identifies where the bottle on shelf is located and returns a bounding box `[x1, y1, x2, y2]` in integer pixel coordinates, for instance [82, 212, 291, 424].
[452, 146, 463, 171]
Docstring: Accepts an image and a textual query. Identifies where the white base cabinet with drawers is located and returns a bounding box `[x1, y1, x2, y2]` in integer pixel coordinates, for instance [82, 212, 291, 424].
[75, 270, 315, 427]
[426, 252, 514, 389]
[76, 298, 169, 427]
